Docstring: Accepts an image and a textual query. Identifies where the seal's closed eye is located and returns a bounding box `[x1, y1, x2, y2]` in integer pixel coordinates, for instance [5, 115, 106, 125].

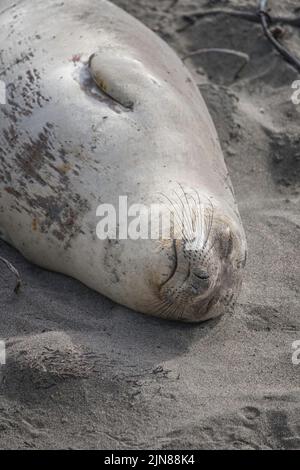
[189, 269, 210, 295]
[193, 269, 209, 280]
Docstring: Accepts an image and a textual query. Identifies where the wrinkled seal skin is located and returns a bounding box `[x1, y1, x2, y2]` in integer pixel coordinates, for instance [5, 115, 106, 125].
[0, 0, 247, 322]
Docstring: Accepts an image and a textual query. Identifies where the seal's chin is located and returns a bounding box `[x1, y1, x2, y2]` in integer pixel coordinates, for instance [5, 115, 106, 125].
[157, 216, 247, 323]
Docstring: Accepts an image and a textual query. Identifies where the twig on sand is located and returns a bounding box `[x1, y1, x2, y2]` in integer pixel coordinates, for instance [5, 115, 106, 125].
[0, 256, 22, 293]
[180, 8, 300, 28]
[182, 48, 250, 78]
[258, 0, 300, 72]
[179, 1, 300, 74]
[183, 48, 249, 62]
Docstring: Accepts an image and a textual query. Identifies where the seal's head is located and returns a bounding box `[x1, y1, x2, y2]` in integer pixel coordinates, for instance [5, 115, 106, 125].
[153, 189, 247, 322]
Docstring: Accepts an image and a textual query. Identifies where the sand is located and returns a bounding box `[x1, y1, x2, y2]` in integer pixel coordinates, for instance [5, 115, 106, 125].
[0, 0, 299, 449]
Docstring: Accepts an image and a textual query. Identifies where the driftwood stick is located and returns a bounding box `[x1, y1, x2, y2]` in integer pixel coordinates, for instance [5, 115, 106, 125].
[179, 2, 300, 74]
[258, 0, 300, 72]
[182, 48, 249, 63]
[0, 256, 22, 293]
[180, 8, 300, 28]
[182, 48, 250, 79]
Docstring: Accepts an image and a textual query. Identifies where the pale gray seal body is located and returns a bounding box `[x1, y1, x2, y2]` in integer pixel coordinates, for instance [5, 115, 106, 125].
[0, 0, 247, 322]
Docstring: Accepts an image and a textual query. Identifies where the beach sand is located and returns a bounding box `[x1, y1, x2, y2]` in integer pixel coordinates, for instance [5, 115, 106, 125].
[0, 0, 299, 449]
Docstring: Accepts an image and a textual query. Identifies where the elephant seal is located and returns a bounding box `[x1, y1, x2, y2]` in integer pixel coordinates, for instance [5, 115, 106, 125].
[0, 0, 247, 322]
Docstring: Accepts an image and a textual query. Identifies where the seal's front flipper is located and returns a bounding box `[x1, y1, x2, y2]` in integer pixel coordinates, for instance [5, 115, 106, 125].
[89, 51, 160, 109]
